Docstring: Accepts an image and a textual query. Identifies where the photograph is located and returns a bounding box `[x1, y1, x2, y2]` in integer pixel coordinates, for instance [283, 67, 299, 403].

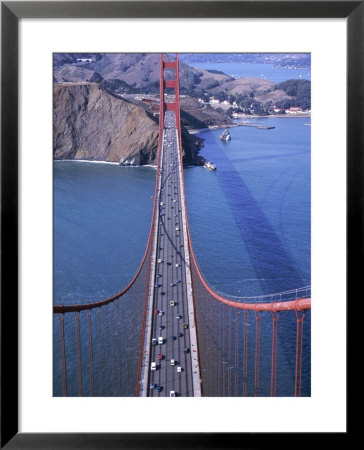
[53, 52, 311, 398]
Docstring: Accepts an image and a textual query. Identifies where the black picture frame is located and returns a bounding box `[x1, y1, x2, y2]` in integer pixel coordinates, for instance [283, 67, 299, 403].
[1, 1, 358, 448]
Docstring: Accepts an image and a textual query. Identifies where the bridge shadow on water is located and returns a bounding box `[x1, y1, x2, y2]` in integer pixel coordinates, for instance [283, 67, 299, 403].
[215, 165, 305, 295]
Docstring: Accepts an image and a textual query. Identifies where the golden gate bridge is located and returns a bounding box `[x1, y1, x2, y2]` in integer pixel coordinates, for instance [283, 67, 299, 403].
[54, 54, 311, 398]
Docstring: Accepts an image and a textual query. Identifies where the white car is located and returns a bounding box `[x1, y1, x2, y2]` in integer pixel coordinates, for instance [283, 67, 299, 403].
[159, 310, 164, 316]
[158, 337, 164, 344]
[170, 390, 176, 397]
[151, 362, 157, 371]
[177, 366, 182, 373]
[157, 258, 163, 263]
[170, 359, 175, 366]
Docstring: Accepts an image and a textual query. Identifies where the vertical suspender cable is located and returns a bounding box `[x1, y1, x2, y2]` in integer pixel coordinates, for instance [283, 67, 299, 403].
[222, 304, 225, 397]
[97, 308, 103, 396]
[57, 314, 68, 397]
[87, 310, 94, 396]
[254, 310, 261, 397]
[115, 301, 121, 396]
[228, 306, 232, 396]
[234, 309, 239, 396]
[110, 303, 116, 395]
[295, 310, 305, 397]
[270, 311, 279, 397]
[104, 305, 110, 396]
[243, 311, 249, 396]
[74, 311, 83, 396]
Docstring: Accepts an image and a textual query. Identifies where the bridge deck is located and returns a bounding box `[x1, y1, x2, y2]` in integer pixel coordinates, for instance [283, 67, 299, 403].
[139, 111, 201, 397]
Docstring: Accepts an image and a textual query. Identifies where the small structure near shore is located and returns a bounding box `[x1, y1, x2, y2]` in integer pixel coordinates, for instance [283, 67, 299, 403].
[204, 161, 216, 171]
[219, 129, 231, 141]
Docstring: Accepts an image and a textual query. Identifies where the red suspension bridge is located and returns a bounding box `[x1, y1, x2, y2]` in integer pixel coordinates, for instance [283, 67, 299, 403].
[53, 54, 311, 398]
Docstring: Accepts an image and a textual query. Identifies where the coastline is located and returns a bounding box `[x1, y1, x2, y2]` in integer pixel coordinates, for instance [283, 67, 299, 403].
[188, 113, 311, 134]
[54, 159, 157, 169]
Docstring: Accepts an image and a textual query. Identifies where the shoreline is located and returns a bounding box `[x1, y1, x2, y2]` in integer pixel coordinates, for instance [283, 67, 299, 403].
[188, 114, 311, 134]
[54, 159, 157, 169]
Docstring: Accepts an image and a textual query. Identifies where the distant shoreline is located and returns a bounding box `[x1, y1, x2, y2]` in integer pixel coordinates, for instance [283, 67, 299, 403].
[54, 159, 157, 168]
[188, 114, 311, 134]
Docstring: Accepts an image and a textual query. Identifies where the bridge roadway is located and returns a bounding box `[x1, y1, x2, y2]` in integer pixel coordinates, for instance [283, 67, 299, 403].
[142, 110, 200, 397]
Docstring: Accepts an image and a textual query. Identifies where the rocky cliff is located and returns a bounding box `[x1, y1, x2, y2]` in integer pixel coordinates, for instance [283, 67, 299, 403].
[53, 83, 203, 166]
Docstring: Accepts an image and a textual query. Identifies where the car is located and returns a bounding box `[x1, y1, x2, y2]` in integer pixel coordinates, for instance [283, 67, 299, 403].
[161, 292, 166, 296]
[183, 347, 189, 354]
[175, 227, 180, 231]
[159, 310, 164, 316]
[151, 362, 157, 371]
[155, 282, 161, 288]
[177, 332, 183, 338]
[152, 338, 157, 346]
[150, 383, 157, 389]
[154, 309, 159, 315]
[176, 315, 182, 319]
[157, 353, 163, 360]
[166, 262, 172, 266]
[170, 282, 176, 287]
[183, 323, 189, 329]
[156, 273, 161, 278]
[170, 335, 176, 341]
[177, 366, 182, 373]
[170, 301, 175, 307]
[170, 359, 176, 366]
[157, 259, 163, 263]
[175, 279, 181, 284]
[155, 385, 163, 392]
[170, 390, 176, 397]
[158, 337, 164, 344]
[175, 264, 180, 268]
[159, 324, 164, 330]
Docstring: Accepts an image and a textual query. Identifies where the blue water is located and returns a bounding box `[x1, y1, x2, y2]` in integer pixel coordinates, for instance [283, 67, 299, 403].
[53, 163, 155, 303]
[189, 62, 311, 83]
[185, 117, 310, 297]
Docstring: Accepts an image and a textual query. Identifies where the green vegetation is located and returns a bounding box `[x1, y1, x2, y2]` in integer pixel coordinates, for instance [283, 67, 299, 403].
[274, 79, 311, 110]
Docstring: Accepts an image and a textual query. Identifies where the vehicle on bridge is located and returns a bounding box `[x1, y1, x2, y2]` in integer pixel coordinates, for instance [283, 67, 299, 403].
[151, 362, 157, 371]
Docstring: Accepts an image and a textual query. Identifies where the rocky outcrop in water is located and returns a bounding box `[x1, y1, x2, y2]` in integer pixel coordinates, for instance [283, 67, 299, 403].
[53, 82, 203, 166]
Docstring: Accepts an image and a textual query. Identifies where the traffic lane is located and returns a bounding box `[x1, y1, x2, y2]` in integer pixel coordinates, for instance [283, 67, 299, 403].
[149, 120, 192, 396]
